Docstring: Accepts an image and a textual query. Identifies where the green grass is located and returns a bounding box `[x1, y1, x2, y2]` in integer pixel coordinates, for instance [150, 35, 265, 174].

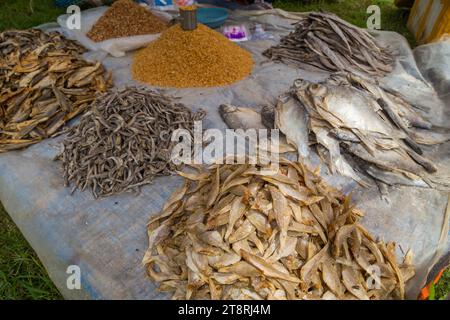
[434, 269, 450, 300]
[0, 0, 65, 31]
[0, 203, 62, 300]
[273, 0, 416, 46]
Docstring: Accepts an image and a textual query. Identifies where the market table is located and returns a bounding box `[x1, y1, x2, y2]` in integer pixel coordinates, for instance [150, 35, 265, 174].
[0, 9, 449, 299]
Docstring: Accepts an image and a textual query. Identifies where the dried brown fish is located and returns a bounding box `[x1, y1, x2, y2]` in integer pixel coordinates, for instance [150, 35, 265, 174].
[0, 29, 111, 152]
[56, 87, 205, 198]
[263, 12, 394, 77]
[144, 160, 414, 300]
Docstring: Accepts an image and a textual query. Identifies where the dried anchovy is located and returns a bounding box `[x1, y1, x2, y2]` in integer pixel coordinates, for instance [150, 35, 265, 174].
[57, 87, 205, 198]
[264, 12, 394, 77]
[0, 29, 111, 153]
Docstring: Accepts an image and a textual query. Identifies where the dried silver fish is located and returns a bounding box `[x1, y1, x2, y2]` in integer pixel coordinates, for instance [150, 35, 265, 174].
[264, 12, 394, 77]
[276, 74, 450, 191]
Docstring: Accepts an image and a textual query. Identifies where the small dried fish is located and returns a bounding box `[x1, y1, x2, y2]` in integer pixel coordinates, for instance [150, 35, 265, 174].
[0, 29, 111, 152]
[144, 160, 414, 300]
[57, 87, 205, 198]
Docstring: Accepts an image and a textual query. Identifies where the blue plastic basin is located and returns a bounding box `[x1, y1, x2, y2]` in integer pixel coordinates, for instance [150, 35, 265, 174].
[197, 7, 229, 29]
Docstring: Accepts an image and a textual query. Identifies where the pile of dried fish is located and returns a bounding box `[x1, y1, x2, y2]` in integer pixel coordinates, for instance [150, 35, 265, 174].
[263, 12, 394, 77]
[57, 87, 205, 198]
[276, 73, 450, 191]
[144, 159, 415, 300]
[0, 29, 111, 153]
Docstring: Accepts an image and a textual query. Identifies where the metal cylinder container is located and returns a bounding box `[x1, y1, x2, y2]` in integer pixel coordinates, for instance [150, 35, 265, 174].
[180, 7, 198, 31]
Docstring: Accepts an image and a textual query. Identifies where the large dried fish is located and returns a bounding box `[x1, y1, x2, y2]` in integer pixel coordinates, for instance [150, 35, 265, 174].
[0, 29, 111, 152]
[144, 160, 414, 300]
[263, 12, 394, 77]
[57, 87, 205, 198]
[276, 74, 450, 191]
[275, 94, 310, 159]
